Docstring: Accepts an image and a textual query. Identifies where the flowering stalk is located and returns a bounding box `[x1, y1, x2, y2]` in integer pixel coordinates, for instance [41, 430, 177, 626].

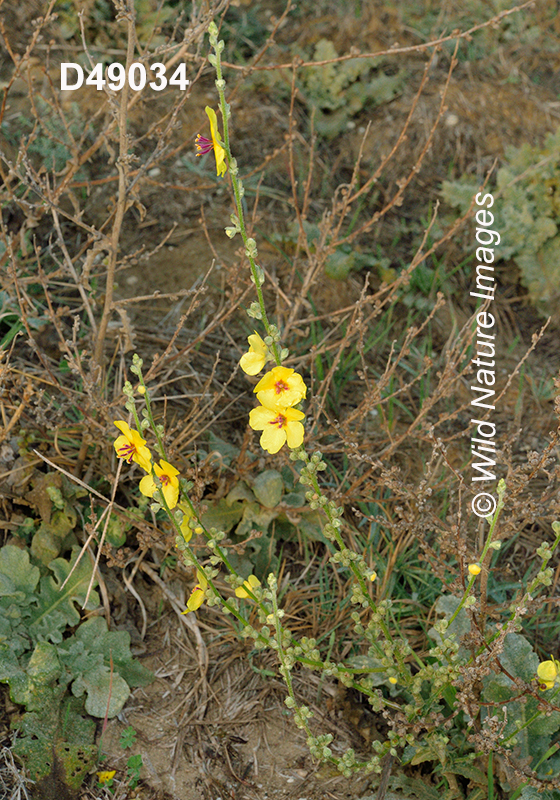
[123, 360, 265, 616]
[116, 376, 394, 701]
[473, 520, 560, 664]
[268, 574, 313, 727]
[202, 23, 407, 689]
[128, 355, 166, 459]
[117, 365, 397, 702]
[447, 479, 506, 628]
[292, 447, 392, 645]
[105, 16, 560, 785]
[207, 22, 281, 365]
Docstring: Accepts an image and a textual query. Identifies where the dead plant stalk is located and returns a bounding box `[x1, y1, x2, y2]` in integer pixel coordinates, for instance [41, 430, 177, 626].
[93, 1, 136, 368]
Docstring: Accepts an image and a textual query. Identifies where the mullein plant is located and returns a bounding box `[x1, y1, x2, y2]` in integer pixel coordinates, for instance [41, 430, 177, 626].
[110, 22, 560, 784]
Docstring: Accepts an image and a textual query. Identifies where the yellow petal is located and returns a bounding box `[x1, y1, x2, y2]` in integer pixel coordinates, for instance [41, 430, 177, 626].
[97, 770, 116, 785]
[247, 332, 267, 354]
[139, 473, 156, 498]
[113, 433, 129, 453]
[285, 420, 304, 449]
[185, 588, 205, 612]
[162, 483, 179, 509]
[184, 571, 208, 612]
[135, 449, 153, 472]
[114, 419, 133, 437]
[179, 503, 193, 542]
[235, 574, 261, 598]
[205, 106, 219, 141]
[240, 351, 266, 376]
[259, 425, 286, 454]
[249, 405, 275, 430]
[214, 142, 227, 177]
[205, 106, 227, 177]
[538, 660, 558, 684]
[240, 332, 268, 375]
[179, 516, 193, 543]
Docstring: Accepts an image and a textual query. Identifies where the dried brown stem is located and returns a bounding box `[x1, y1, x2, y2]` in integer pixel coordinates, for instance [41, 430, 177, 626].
[93, 1, 136, 368]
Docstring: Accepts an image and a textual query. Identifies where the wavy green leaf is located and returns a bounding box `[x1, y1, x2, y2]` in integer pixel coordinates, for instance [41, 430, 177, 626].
[27, 548, 100, 643]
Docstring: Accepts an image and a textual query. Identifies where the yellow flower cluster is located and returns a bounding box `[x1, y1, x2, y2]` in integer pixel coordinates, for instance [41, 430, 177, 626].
[114, 420, 209, 614]
[240, 333, 307, 455]
[113, 421, 208, 550]
[114, 420, 181, 509]
[182, 572, 261, 616]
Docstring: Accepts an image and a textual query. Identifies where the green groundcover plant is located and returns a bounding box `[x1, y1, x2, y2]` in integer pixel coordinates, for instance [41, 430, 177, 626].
[0, 483, 153, 790]
[442, 126, 560, 310]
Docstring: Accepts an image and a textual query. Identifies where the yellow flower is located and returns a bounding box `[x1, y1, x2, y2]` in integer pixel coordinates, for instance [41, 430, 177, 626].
[249, 403, 305, 454]
[177, 503, 204, 542]
[178, 502, 194, 543]
[113, 420, 152, 472]
[184, 570, 208, 613]
[388, 676, 398, 685]
[97, 770, 116, 785]
[468, 564, 481, 576]
[537, 657, 559, 690]
[139, 459, 180, 509]
[255, 366, 307, 408]
[195, 106, 227, 177]
[235, 574, 261, 598]
[370, 572, 377, 582]
[239, 331, 268, 376]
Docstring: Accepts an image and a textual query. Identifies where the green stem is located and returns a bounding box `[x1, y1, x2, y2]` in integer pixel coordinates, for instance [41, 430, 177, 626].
[133, 366, 166, 459]
[269, 580, 314, 738]
[469, 523, 560, 663]
[448, 489, 505, 627]
[212, 39, 281, 365]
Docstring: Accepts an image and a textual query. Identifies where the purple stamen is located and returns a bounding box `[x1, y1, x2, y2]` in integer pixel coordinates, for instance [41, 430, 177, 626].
[195, 134, 213, 156]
